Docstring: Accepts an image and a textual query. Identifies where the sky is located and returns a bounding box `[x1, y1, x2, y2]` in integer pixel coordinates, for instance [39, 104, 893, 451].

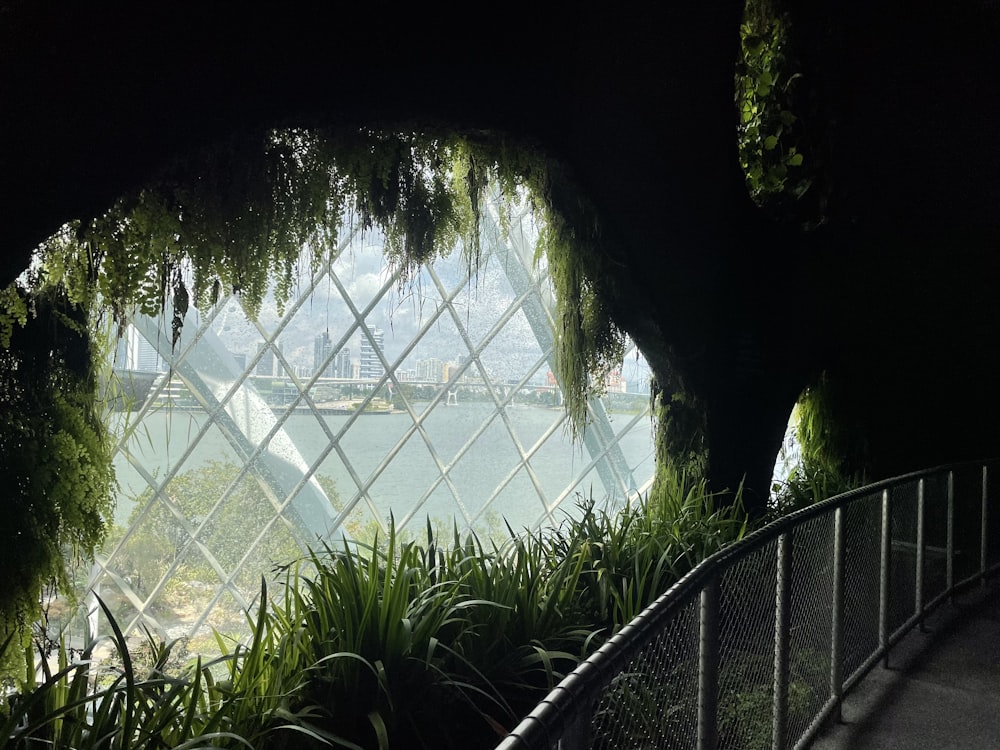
[169, 217, 651, 391]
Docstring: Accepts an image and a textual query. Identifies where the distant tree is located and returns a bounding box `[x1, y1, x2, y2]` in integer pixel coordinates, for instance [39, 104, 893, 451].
[114, 460, 315, 595]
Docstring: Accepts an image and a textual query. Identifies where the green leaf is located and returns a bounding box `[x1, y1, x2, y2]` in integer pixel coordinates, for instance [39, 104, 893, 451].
[742, 35, 765, 54]
[787, 152, 804, 167]
[764, 135, 779, 151]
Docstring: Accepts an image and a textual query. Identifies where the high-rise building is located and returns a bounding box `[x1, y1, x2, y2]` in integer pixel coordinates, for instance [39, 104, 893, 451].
[416, 357, 445, 383]
[135, 335, 165, 373]
[359, 325, 384, 380]
[314, 331, 333, 377]
[256, 342, 280, 377]
[334, 347, 351, 379]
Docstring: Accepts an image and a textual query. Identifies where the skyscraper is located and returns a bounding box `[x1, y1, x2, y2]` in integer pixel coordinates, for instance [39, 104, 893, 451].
[359, 325, 384, 380]
[416, 357, 445, 383]
[314, 331, 333, 377]
[334, 347, 351, 379]
[256, 342, 280, 377]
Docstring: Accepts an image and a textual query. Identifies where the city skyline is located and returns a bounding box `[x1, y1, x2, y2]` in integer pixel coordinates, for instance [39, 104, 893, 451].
[113, 235, 651, 394]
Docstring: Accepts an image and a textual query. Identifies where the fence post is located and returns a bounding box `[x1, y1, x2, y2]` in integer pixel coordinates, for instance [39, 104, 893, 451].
[773, 532, 792, 750]
[880, 488, 891, 668]
[947, 470, 955, 598]
[698, 579, 720, 750]
[830, 507, 845, 722]
[916, 478, 926, 629]
[982, 464, 990, 585]
[559, 705, 593, 750]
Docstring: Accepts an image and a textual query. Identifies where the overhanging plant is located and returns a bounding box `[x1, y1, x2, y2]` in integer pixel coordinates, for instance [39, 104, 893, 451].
[0, 124, 636, 680]
[0, 281, 116, 679]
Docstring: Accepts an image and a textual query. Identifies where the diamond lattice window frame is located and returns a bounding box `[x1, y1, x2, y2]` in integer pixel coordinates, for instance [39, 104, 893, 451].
[80, 199, 655, 647]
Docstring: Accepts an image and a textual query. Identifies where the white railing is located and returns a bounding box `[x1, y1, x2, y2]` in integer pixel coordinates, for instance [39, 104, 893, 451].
[496, 460, 1000, 750]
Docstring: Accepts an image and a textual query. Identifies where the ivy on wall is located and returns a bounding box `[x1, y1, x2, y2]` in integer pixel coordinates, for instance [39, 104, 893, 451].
[736, 0, 815, 222]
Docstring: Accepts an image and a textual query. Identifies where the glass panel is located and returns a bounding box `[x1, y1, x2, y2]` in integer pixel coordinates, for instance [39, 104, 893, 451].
[86, 210, 655, 651]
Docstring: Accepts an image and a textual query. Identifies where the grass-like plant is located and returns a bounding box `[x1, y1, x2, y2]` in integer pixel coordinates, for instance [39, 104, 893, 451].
[2, 476, 749, 750]
[249, 528, 506, 750]
[428, 524, 603, 721]
[561, 471, 747, 630]
[0, 599, 260, 750]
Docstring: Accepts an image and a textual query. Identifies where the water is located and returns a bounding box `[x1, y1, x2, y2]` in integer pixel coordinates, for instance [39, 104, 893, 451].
[111, 400, 656, 536]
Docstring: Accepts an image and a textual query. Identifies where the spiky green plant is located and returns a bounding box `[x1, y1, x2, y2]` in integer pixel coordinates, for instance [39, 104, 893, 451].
[0, 598, 262, 750]
[2, 476, 749, 750]
[562, 472, 747, 630]
[428, 523, 602, 721]
[255, 525, 512, 750]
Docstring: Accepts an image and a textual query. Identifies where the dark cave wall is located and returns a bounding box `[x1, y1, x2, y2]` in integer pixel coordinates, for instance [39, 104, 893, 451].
[2, 1, 1000, 510]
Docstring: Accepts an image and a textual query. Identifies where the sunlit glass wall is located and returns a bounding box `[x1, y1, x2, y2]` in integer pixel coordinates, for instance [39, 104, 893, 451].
[73, 203, 654, 652]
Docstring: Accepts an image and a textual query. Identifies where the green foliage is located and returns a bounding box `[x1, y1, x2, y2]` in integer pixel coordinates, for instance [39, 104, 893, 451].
[0, 286, 116, 669]
[564, 472, 747, 630]
[5, 126, 625, 442]
[538, 213, 627, 440]
[0, 122, 686, 743]
[265, 535, 504, 749]
[736, 1, 812, 215]
[716, 646, 828, 749]
[770, 373, 868, 514]
[0, 284, 28, 348]
[110, 460, 307, 602]
[1, 593, 357, 750]
[429, 524, 600, 715]
[4, 473, 749, 749]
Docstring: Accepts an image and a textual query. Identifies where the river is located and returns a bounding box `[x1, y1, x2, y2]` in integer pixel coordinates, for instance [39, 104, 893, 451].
[110, 400, 656, 537]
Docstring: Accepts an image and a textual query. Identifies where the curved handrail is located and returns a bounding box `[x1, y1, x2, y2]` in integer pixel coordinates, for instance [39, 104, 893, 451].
[497, 460, 1000, 750]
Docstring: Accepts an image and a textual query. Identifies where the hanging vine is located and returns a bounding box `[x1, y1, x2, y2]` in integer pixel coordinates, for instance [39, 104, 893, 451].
[0, 280, 116, 673]
[0, 125, 631, 657]
[736, 0, 818, 224]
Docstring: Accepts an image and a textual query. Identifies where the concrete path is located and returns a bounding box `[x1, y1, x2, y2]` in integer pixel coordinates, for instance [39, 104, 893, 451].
[811, 579, 1000, 750]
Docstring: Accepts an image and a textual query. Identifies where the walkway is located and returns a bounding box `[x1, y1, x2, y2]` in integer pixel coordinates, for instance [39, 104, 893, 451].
[811, 578, 1000, 750]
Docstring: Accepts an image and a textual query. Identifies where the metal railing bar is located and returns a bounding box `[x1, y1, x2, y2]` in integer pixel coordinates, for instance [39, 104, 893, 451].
[889, 613, 925, 647]
[879, 488, 891, 668]
[794, 694, 841, 750]
[497, 460, 1000, 750]
[982, 464, 990, 584]
[844, 647, 889, 695]
[891, 541, 948, 554]
[772, 532, 793, 750]
[947, 469, 955, 596]
[916, 478, 926, 630]
[697, 578, 720, 750]
[496, 588, 703, 750]
[925, 588, 953, 613]
[830, 506, 845, 723]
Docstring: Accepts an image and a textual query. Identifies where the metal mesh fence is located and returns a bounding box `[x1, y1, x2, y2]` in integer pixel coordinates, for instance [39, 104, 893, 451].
[840, 491, 882, 681]
[922, 472, 951, 605]
[717, 540, 778, 750]
[496, 461, 1000, 750]
[988, 465, 1000, 570]
[785, 514, 835, 746]
[953, 464, 984, 583]
[590, 593, 700, 750]
[888, 479, 919, 637]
